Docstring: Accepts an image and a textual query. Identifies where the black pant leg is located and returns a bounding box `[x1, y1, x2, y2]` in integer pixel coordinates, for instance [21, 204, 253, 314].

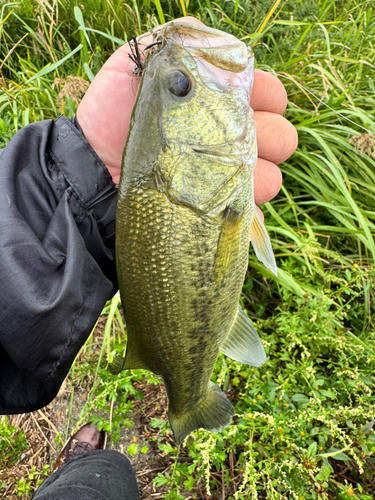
[32, 450, 139, 500]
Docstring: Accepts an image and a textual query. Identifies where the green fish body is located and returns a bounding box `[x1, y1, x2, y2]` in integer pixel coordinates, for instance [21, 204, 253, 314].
[113, 23, 277, 444]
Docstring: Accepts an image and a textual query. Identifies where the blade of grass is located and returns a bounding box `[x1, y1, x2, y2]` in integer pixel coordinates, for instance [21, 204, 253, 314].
[27, 44, 83, 83]
[153, 0, 165, 25]
[256, 0, 282, 34]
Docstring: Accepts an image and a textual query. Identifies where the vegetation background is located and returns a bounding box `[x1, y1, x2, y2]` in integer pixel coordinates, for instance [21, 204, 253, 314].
[1, 0, 375, 499]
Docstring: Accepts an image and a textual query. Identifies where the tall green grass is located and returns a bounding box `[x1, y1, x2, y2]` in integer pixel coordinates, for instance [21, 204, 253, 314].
[1, 0, 375, 499]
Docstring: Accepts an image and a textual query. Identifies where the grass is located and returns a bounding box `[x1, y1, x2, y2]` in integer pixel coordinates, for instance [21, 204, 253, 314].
[1, 0, 375, 499]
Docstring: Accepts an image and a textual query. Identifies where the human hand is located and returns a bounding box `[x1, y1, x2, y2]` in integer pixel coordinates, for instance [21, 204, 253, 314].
[77, 17, 297, 205]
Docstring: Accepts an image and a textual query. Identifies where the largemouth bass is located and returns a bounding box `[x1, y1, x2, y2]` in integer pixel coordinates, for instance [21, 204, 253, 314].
[112, 22, 277, 444]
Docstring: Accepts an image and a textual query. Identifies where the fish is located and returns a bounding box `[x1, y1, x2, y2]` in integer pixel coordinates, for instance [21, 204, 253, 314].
[111, 22, 277, 445]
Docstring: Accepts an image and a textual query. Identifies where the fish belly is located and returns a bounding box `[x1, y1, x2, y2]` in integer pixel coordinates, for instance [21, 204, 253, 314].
[116, 176, 252, 443]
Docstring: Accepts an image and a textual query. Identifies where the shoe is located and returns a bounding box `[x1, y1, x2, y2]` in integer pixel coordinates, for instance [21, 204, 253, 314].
[54, 423, 106, 470]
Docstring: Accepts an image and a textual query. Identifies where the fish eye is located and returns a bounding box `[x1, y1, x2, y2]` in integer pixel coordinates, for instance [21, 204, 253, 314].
[167, 70, 191, 97]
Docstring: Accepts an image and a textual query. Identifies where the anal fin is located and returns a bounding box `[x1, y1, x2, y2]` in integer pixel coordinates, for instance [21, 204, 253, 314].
[221, 306, 266, 367]
[108, 342, 147, 375]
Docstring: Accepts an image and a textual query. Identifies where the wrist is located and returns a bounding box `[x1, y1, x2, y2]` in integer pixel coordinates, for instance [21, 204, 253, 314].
[75, 110, 121, 184]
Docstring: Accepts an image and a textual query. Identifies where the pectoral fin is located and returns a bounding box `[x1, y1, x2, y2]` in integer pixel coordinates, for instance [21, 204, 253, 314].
[250, 210, 277, 276]
[221, 306, 266, 367]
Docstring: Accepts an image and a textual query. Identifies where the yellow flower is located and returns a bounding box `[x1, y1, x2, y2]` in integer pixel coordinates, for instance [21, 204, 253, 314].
[300, 431, 305, 436]
[257, 395, 262, 399]
[252, 399, 256, 403]
[278, 427, 284, 434]
[346, 487, 354, 497]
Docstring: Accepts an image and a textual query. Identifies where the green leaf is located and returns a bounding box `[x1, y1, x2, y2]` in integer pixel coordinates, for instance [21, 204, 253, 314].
[361, 421, 374, 434]
[291, 394, 310, 405]
[310, 427, 321, 436]
[184, 476, 195, 491]
[316, 463, 333, 481]
[127, 444, 138, 456]
[154, 473, 171, 487]
[318, 447, 350, 461]
[320, 389, 337, 399]
[307, 442, 317, 459]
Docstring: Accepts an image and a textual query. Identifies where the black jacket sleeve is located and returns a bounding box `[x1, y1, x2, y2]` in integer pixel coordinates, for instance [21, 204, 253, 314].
[0, 115, 118, 414]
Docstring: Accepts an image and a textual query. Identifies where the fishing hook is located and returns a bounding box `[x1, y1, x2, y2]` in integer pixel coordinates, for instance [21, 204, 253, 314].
[128, 35, 144, 75]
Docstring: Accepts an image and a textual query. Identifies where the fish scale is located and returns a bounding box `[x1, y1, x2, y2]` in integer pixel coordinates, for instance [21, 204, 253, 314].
[112, 22, 277, 444]
[117, 177, 253, 432]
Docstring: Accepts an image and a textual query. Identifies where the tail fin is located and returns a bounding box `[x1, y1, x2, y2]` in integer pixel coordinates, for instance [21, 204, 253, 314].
[168, 381, 235, 445]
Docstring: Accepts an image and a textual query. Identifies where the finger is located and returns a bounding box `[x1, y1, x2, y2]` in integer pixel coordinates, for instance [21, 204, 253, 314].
[251, 70, 287, 115]
[254, 158, 282, 205]
[255, 111, 298, 165]
[256, 206, 264, 223]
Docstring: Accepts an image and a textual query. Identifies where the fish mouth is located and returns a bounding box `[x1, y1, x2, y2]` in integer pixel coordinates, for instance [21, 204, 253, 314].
[192, 145, 251, 157]
[153, 22, 252, 74]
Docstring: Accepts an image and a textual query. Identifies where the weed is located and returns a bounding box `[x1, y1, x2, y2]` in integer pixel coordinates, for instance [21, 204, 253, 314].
[0, 417, 29, 470]
[15, 465, 50, 498]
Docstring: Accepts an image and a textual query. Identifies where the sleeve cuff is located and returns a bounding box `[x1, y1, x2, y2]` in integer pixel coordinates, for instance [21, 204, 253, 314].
[49, 115, 118, 244]
[50, 115, 116, 206]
